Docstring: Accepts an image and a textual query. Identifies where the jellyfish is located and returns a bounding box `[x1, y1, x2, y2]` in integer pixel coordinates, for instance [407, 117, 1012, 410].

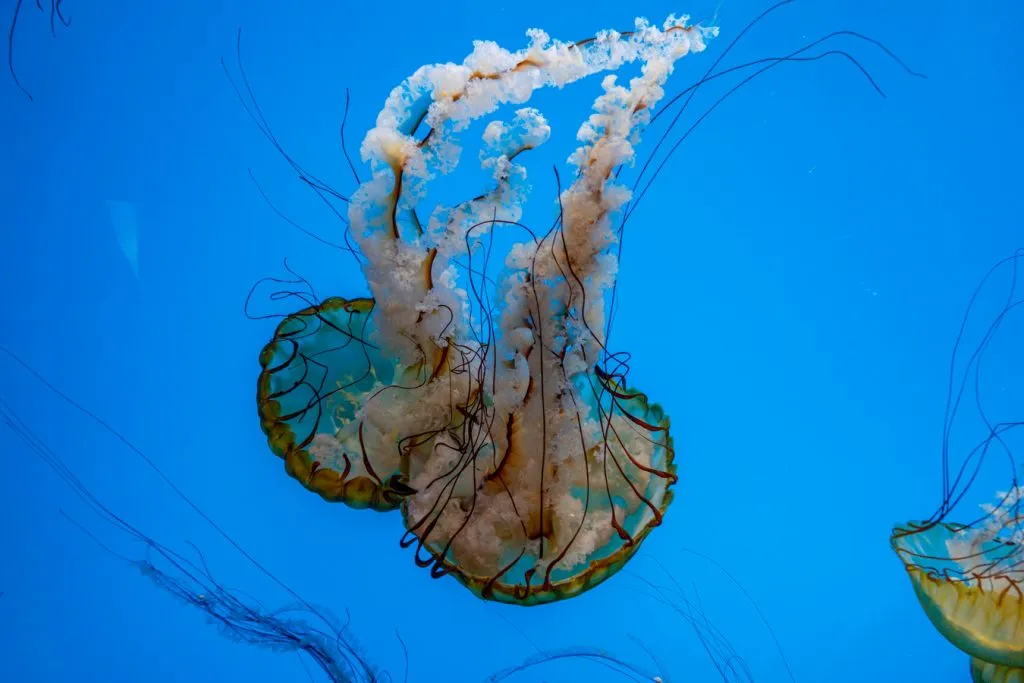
[891, 250, 1024, 682]
[258, 16, 702, 606]
[254, 4, 921, 606]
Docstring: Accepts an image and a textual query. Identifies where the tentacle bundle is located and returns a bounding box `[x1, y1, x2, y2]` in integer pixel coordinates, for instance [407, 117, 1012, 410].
[258, 16, 713, 604]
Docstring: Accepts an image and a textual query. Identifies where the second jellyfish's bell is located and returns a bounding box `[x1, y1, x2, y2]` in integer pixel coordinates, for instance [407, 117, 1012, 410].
[892, 523, 1024, 683]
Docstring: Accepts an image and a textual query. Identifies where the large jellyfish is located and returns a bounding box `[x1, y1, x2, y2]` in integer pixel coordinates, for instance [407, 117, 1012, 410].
[891, 250, 1024, 682]
[258, 17, 703, 605]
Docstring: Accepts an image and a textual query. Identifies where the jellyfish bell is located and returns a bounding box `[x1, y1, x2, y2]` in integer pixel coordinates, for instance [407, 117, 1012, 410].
[399, 366, 675, 605]
[892, 515, 1024, 682]
[257, 296, 411, 512]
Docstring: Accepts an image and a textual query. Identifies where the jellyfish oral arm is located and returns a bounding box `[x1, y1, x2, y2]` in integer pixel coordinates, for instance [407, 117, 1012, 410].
[348, 19, 711, 371]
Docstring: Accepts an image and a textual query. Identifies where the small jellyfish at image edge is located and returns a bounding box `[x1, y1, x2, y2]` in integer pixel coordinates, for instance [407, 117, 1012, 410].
[891, 249, 1024, 683]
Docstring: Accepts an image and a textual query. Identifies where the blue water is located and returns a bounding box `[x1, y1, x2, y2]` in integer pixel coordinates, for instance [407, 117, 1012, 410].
[1, 0, 1021, 681]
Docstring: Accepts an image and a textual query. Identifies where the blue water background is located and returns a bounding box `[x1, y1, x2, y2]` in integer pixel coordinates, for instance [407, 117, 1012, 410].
[1, 0, 1021, 681]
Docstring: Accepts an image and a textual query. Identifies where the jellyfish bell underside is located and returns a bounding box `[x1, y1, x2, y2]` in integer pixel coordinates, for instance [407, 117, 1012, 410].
[257, 296, 408, 512]
[892, 522, 1024, 682]
[256, 17, 704, 604]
